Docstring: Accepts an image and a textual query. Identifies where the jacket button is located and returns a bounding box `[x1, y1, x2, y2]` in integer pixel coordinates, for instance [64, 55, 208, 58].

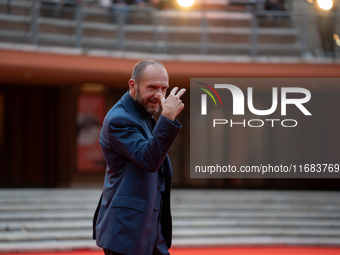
[157, 186, 161, 190]
[153, 209, 156, 213]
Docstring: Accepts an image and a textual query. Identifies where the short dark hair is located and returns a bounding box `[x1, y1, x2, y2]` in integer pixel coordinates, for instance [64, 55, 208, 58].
[131, 59, 166, 85]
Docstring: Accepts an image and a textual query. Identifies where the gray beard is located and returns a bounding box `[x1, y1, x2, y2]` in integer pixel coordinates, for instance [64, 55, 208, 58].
[135, 85, 159, 115]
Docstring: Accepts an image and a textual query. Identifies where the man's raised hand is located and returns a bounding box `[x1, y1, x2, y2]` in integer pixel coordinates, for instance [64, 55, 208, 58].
[156, 87, 186, 121]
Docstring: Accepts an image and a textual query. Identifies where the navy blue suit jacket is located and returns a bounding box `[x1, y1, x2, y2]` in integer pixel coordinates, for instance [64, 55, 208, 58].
[93, 92, 181, 255]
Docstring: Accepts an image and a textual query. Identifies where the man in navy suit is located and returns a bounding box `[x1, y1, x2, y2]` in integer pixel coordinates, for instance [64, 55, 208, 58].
[93, 59, 186, 255]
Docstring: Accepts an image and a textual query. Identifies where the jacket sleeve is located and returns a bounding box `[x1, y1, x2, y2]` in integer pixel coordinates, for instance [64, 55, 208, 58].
[105, 115, 181, 173]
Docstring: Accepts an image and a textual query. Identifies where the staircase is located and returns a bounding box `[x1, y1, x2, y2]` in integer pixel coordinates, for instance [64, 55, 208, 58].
[0, 189, 340, 252]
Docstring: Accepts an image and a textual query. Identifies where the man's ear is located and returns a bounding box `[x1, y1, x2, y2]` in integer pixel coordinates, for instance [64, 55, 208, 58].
[129, 79, 137, 99]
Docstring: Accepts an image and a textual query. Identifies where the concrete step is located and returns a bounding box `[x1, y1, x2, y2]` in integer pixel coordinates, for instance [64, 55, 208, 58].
[2, 200, 340, 211]
[0, 230, 92, 242]
[2, 222, 340, 241]
[0, 220, 92, 231]
[0, 211, 93, 221]
[173, 227, 340, 237]
[2, 218, 340, 233]
[2, 236, 340, 253]
[1, 227, 340, 242]
[173, 210, 340, 219]
[173, 218, 340, 227]
[1, 189, 340, 201]
[1, 208, 339, 221]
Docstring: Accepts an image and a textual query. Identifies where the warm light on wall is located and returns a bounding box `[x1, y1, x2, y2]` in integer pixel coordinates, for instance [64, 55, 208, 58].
[177, 0, 195, 7]
[334, 34, 340, 47]
[317, 0, 333, 10]
[81, 83, 105, 93]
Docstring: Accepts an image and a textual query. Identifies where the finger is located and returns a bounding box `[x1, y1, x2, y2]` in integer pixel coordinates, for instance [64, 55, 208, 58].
[175, 88, 186, 99]
[170, 87, 179, 95]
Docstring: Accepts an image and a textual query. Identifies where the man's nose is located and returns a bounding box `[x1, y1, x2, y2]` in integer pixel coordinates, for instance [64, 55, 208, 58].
[154, 88, 165, 96]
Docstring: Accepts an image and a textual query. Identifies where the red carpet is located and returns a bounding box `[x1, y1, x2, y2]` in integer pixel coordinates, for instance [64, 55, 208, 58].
[2, 247, 340, 255]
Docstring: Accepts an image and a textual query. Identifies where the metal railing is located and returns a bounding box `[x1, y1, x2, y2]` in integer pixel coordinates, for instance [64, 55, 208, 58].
[0, 0, 339, 58]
